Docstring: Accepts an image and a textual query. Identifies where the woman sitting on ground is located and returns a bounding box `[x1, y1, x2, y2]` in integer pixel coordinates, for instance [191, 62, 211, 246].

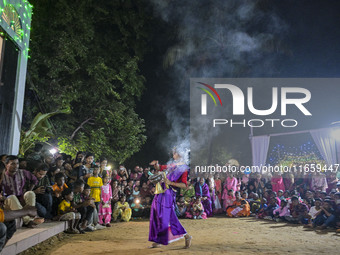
[226, 191, 250, 217]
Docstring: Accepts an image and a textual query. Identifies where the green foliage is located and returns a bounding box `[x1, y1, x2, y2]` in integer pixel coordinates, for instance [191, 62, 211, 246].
[57, 136, 86, 159]
[25, 0, 150, 162]
[19, 108, 70, 156]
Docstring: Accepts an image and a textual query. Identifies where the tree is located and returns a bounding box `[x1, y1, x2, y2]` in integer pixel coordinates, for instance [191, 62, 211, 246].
[24, 0, 150, 162]
[19, 109, 70, 156]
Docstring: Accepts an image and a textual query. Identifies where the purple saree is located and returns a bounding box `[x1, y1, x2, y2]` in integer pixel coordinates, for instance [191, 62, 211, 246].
[195, 182, 213, 217]
[149, 164, 189, 245]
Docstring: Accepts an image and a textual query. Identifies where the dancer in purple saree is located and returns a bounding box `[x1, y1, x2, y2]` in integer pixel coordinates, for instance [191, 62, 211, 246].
[195, 178, 213, 217]
[149, 150, 192, 248]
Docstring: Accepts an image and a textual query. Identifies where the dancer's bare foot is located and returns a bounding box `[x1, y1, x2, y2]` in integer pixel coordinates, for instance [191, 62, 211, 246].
[149, 242, 162, 248]
[185, 234, 192, 249]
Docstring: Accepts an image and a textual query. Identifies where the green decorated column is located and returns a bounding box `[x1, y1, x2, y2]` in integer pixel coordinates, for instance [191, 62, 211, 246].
[0, 0, 32, 155]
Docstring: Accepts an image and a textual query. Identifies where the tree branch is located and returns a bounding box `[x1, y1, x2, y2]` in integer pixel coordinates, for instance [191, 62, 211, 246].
[70, 117, 94, 140]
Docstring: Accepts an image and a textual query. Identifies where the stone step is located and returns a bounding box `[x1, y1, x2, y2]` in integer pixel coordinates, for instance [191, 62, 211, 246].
[1, 221, 69, 255]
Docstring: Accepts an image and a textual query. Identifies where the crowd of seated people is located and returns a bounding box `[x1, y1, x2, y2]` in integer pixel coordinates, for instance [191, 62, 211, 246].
[0, 144, 339, 252]
[190, 165, 340, 234]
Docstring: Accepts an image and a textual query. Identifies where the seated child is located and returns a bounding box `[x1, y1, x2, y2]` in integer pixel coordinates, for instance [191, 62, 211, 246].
[230, 200, 247, 217]
[175, 196, 187, 218]
[180, 179, 196, 203]
[250, 193, 261, 214]
[248, 192, 255, 200]
[192, 197, 207, 219]
[313, 199, 336, 229]
[259, 197, 279, 220]
[81, 184, 95, 205]
[304, 190, 315, 207]
[305, 198, 322, 228]
[256, 198, 268, 218]
[112, 195, 132, 222]
[241, 191, 248, 200]
[141, 196, 152, 217]
[283, 190, 290, 200]
[57, 188, 81, 234]
[185, 196, 196, 219]
[271, 191, 281, 206]
[273, 199, 290, 222]
[52, 173, 68, 215]
[130, 186, 140, 202]
[224, 189, 236, 211]
[72, 180, 94, 231]
[227, 192, 250, 217]
[131, 197, 144, 218]
[52, 173, 68, 198]
[278, 190, 285, 200]
[285, 196, 309, 224]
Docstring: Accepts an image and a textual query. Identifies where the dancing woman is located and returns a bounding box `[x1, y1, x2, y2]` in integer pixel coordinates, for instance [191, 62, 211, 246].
[149, 149, 192, 248]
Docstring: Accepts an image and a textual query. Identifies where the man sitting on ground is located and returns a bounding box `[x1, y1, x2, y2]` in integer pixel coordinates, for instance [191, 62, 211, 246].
[1, 156, 43, 228]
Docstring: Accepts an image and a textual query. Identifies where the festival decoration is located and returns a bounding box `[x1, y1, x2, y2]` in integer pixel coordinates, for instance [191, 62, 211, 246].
[0, 0, 33, 58]
[267, 141, 325, 167]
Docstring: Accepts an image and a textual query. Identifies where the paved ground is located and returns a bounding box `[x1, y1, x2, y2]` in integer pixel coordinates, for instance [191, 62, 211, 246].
[22, 217, 340, 255]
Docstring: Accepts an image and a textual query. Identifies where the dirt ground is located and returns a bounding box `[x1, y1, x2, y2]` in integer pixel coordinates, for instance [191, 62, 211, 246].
[22, 217, 339, 255]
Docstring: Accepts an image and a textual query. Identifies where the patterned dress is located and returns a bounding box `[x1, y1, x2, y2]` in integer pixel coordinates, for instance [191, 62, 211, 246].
[98, 183, 112, 224]
[149, 163, 189, 245]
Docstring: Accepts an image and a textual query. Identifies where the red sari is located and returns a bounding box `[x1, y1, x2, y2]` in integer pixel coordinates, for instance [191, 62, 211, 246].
[215, 178, 222, 201]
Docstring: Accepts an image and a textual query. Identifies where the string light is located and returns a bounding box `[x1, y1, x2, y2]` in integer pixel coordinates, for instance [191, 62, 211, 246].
[267, 140, 325, 167]
[0, 0, 33, 59]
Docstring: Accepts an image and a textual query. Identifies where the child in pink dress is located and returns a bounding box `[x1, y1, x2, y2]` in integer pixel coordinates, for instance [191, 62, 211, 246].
[223, 189, 236, 211]
[222, 175, 238, 211]
[98, 176, 112, 227]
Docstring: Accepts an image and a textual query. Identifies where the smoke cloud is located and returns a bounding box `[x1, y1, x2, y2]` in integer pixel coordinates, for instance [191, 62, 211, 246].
[150, 0, 288, 165]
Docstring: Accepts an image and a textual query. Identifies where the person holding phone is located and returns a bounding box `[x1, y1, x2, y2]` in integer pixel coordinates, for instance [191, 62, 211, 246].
[33, 163, 53, 220]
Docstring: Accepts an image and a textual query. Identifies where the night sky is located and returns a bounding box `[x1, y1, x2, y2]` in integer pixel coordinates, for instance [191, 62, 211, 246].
[131, 0, 340, 166]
